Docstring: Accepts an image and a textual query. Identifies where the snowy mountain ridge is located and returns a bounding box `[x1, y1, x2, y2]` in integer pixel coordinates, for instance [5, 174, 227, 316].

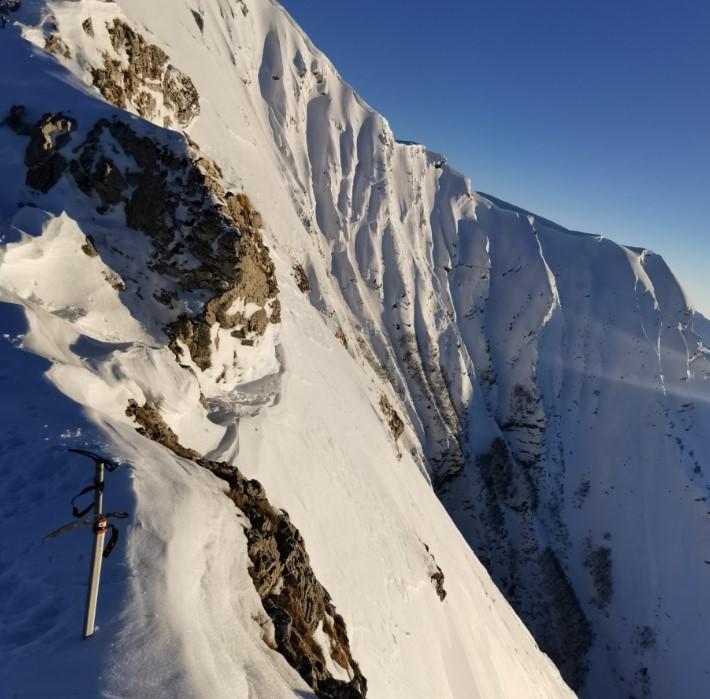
[0, 0, 708, 697]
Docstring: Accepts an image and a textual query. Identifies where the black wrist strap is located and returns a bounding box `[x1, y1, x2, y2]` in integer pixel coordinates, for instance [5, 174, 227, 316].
[71, 482, 104, 518]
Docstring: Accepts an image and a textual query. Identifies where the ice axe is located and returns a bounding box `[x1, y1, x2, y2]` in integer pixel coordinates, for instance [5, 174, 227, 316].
[44, 449, 128, 638]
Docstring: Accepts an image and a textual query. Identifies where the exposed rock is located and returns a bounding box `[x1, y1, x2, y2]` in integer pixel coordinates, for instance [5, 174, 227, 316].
[81, 17, 94, 37]
[81, 235, 98, 257]
[635, 625, 656, 651]
[25, 113, 75, 165]
[400, 334, 465, 485]
[135, 90, 157, 120]
[125, 400, 200, 460]
[70, 154, 128, 212]
[430, 567, 446, 601]
[64, 118, 279, 369]
[423, 543, 447, 601]
[162, 65, 200, 127]
[45, 33, 72, 59]
[90, 18, 199, 128]
[2, 104, 30, 135]
[0, 1, 20, 13]
[269, 298, 281, 325]
[378, 394, 404, 441]
[335, 327, 348, 349]
[24, 112, 76, 193]
[500, 383, 546, 468]
[573, 479, 591, 509]
[91, 57, 128, 110]
[103, 269, 126, 291]
[191, 10, 204, 32]
[126, 400, 367, 699]
[292, 263, 310, 293]
[440, 435, 592, 691]
[247, 309, 268, 335]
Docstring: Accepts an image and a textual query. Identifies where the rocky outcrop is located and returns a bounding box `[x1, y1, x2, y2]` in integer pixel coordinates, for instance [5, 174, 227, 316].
[45, 32, 72, 59]
[423, 543, 447, 601]
[378, 394, 404, 442]
[23, 112, 76, 193]
[90, 18, 199, 128]
[191, 10, 204, 33]
[2, 104, 30, 134]
[292, 263, 310, 293]
[500, 383, 546, 468]
[478, 437, 537, 514]
[9, 110, 279, 369]
[335, 327, 348, 349]
[7, 103, 279, 371]
[126, 400, 367, 699]
[125, 400, 200, 460]
[74, 119, 279, 367]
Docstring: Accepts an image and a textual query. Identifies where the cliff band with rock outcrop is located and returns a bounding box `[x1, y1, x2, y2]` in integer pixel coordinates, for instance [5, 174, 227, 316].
[0, 1, 708, 699]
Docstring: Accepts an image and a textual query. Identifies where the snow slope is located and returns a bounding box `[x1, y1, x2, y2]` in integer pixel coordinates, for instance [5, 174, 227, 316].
[1, 0, 708, 697]
[0, 2, 572, 698]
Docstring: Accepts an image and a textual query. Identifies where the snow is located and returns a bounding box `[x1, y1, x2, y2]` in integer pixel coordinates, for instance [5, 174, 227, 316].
[1, 0, 708, 697]
[0, 1, 573, 698]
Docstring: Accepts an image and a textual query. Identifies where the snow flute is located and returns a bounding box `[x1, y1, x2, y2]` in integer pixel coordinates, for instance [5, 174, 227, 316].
[83, 458, 105, 638]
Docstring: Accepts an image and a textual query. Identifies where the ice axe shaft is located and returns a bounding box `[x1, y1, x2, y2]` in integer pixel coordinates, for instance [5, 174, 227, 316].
[84, 516, 107, 637]
[83, 458, 104, 638]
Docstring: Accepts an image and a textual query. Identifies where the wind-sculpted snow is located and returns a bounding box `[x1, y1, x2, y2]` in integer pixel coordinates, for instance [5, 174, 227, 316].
[240, 4, 710, 696]
[0, 2, 574, 699]
[1, 0, 708, 696]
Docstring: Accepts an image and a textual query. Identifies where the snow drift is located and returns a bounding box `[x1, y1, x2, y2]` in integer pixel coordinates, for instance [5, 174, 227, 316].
[0, 0, 708, 698]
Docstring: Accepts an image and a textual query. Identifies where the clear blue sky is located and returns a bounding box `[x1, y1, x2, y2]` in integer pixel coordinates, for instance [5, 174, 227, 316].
[280, 0, 710, 316]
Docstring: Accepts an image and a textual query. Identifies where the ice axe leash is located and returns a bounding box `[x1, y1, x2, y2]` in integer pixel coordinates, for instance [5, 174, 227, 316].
[43, 449, 128, 639]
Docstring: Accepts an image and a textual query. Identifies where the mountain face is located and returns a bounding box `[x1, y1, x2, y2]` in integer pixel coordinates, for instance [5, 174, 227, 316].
[0, 1, 707, 698]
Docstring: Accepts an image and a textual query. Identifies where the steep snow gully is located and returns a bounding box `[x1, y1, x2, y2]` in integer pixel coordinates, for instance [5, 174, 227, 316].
[1, 1, 708, 698]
